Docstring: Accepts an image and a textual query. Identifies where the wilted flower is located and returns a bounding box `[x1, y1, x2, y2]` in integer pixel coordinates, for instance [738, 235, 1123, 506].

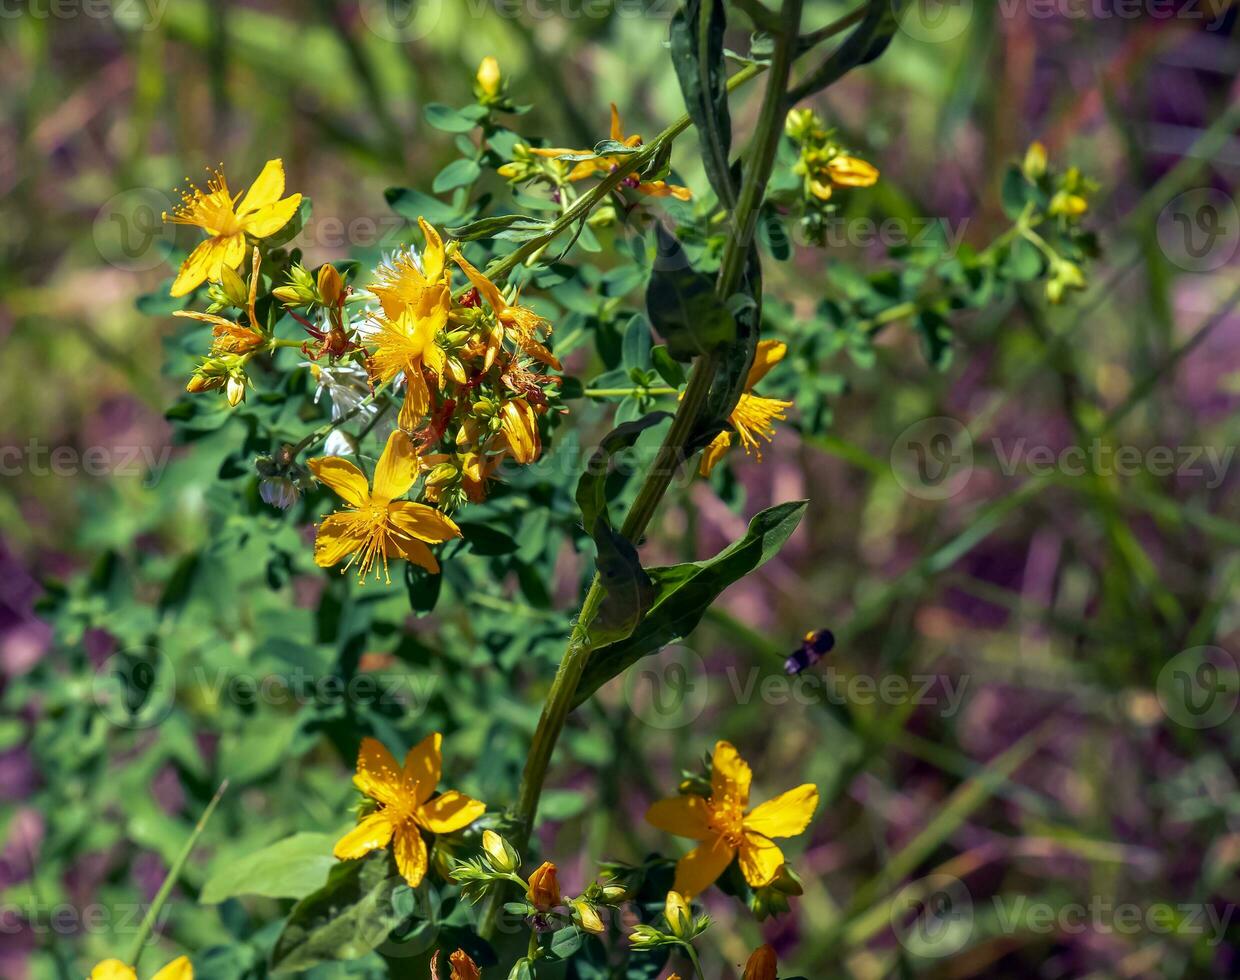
[742, 944, 778, 980]
[526, 860, 561, 911]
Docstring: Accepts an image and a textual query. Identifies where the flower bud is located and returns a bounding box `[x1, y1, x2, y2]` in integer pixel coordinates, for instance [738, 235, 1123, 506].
[742, 944, 778, 980]
[1049, 189, 1088, 218]
[1023, 141, 1048, 181]
[481, 830, 520, 873]
[827, 154, 879, 188]
[218, 264, 249, 308]
[600, 884, 628, 902]
[526, 861, 561, 911]
[259, 476, 300, 510]
[664, 890, 691, 938]
[225, 374, 247, 407]
[317, 263, 344, 307]
[573, 898, 605, 934]
[448, 948, 480, 980]
[475, 56, 502, 99]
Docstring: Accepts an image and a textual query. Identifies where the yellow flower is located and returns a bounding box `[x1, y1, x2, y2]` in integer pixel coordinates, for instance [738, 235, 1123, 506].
[742, 944, 778, 980]
[164, 159, 301, 297]
[645, 740, 818, 897]
[334, 733, 485, 887]
[497, 398, 541, 464]
[476, 56, 502, 98]
[452, 252, 562, 371]
[699, 340, 793, 477]
[371, 218, 449, 316]
[449, 948, 481, 980]
[805, 150, 879, 201]
[573, 898, 605, 934]
[526, 860, 561, 911]
[529, 104, 691, 200]
[89, 957, 192, 980]
[173, 246, 266, 357]
[369, 293, 451, 431]
[309, 428, 461, 582]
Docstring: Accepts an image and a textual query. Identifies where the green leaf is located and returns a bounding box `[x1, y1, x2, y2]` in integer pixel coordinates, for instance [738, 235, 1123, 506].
[790, 0, 905, 101]
[670, 0, 736, 206]
[432, 158, 482, 194]
[548, 924, 583, 958]
[270, 850, 408, 973]
[423, 102, 485, 133]
[384, 186, 460, 226]
[201, 832, 337, 904]
[622, 314, 653, 370]
[651, 345, 686, 387]
[573, 500, 808, 706]
[447, 214, 551, 242]
[645, 225, 736, 362]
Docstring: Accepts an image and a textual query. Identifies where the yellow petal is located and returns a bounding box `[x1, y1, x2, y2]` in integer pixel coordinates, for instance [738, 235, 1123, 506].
[241, 194, 302, 239]
[314, 513, 366, 569]
[827, 154, 879, 187]
[354, 736, 408, 806]
[418, 218, 446, 283]
[645, 795, 713, 841]
[698, 430, 732, 477]
[89, 961, 138, 980]
[673, 835, 734, 898]
[737, 831, 784, 888]
[711, 741, 752, 806]
[744, 339, 787, 390]
[151, 956, 194, 980]
[744, 783, 819, 839]
[452, 251, 506, 313]
[170, 235, 235, 297]
[334, 811, 394, 860]
[392, 824, 429, 887]
[399, 370, 431, 431]
[417, 790, 486, 834]
[309, 456, 371, 507]
[372, 429, 421, 502]
[609, 102, 624, 142]
[236, 158, 286, 213]
[389, 500, 462, 544]
[390, 535, 440, 574]
[403, 731, 442, 801]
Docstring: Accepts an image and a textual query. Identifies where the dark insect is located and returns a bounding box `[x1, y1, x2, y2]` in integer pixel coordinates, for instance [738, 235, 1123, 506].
[785, 628, 835, 675]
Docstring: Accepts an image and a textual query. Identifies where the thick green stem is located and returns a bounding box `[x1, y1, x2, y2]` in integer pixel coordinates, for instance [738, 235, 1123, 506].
[477, 0, 805, 943]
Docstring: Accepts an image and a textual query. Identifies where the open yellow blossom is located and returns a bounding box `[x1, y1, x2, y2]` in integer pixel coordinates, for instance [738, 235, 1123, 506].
[369, 291, 451, 431]
[742, 944, 778, 980]
[89, 957, 191, 980]
[452, 252, 562, 370]
[371, 218, 449, 316]
[334, 733, 485, 887]
[646, 741, 818, 897]
[309, 429, 461, 582]
[164, 159, 301, 297]
[700, 340, 793, 477]
[529, 104, 691, 200]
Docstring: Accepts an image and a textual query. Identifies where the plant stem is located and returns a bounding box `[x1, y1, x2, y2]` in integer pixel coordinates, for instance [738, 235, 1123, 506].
[128, 781, 228, 966]
[583, 386, 678, 399]
[478, 0, 805, 942]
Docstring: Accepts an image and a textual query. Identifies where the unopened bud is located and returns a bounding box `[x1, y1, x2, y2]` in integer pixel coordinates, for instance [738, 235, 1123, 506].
[1023, 141, 1048, 181]
[317, 263, 344, 306]
[481, 830, 520, 873]
[664, 891, 691, 938]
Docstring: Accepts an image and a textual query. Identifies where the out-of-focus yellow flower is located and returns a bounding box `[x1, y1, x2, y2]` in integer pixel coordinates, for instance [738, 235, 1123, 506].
[89, 957, 192, 980]
[164, 159, 301, 297]
[699, 340, 793, 477]
[742, 944, 778, 980]
[646, 741, 818, 897]
[475, 56, 502, 99]
[802, 149, 879, 201]
[334, 733, 485, 887]
[529, 104, 691, 200]
[309, 429, 461, 582]
[1023, 141, 1048, 180]
[526, 860, 561, 911]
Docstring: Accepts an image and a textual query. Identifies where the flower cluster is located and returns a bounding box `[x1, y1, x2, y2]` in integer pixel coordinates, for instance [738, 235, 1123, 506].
[1018, 141, 1100, 303]
[165, 158, 564, 584]
[783, 107, 879, 244]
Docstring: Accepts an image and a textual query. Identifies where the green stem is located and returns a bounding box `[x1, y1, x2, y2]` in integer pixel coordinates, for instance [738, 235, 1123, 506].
[128, 781, 228, 966]
[477, 0, 805, 943]
[583, 386, 678, 399]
